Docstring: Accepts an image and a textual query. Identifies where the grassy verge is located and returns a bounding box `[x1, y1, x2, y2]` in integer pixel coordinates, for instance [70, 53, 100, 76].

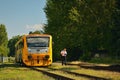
[51, 62, 120, 80]
[71, 67, 120, 80]
[0, 63, 54, 80]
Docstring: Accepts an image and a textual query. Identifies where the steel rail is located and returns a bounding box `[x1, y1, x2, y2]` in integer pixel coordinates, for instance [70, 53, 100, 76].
[31, 67, 74, 80]
[48, 67, 109, 80]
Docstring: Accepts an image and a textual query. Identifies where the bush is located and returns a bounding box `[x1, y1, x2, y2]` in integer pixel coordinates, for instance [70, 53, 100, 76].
[90, 57, 120, 64]
[8, 57, 15, 63]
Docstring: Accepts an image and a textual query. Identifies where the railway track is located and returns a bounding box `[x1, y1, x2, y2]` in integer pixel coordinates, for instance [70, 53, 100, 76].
[1, 63, 119, 79]
[67, 62, 120, 72]
[30, 67, 74, 80]
[17, 62, 119, 80]
[30, 66, 109, 80]
[47, 67, 109, 80]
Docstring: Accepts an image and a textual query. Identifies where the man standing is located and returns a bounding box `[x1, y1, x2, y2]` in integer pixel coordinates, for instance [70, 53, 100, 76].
[60, 48, 67, 65]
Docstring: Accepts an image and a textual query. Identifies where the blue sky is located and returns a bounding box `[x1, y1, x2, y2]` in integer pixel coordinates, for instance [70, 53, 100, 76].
[0, 0, 47, 39]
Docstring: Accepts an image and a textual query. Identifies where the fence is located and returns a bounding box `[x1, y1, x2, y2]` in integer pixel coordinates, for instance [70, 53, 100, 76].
[0, 56, 8, 63]
[0, 55, 15, 63]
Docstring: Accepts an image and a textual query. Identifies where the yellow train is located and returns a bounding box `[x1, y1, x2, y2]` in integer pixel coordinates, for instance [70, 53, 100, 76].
[15, 34, 52, 66]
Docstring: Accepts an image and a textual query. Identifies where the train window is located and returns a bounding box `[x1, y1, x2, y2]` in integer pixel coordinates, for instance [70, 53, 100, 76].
[26, 37, 49, 47]
[26, 36, 49, 53]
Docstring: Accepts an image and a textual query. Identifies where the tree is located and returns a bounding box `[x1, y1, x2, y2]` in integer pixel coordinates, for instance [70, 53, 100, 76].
[29, 30, 43, 34]
[44, 0, 79, 61]
[111, 0, 120, 59]
[0, 24, 9, 56]
[8, 35, 21, 56]
[44, 0, 118, 61]
[72, 0, 116, 60]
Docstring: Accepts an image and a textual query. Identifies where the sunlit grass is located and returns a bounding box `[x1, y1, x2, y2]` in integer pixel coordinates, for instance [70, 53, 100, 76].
[1, 62, 119, 80]
[39, 67, 89, 80]
[0, 64, 54, 80]
[51, 62, 120, 80]
[71, 68, 120, 80]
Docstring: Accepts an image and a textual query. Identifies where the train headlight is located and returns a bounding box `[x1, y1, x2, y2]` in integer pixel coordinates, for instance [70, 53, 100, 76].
[44, 55, 49, 60]
[28, 55, 32, 60]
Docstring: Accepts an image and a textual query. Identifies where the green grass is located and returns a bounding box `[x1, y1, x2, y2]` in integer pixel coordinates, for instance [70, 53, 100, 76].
[71, 67, 120, 80]
[0, 63, 54, 80]
[51, 62, 120, 80]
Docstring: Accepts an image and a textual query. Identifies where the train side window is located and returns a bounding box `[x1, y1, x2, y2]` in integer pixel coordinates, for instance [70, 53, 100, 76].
[19, 40, 24, 48]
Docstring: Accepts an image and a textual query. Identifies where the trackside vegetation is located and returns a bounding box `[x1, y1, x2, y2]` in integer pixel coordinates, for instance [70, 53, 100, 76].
[0, 63, 54, 80]
[0, 0, 120, 64]
[0, 24, 9, 56]
[44, 0, 120, 62]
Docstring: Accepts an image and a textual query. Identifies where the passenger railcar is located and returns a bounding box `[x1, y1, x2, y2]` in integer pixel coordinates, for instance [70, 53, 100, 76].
[15, 34, 52, 66]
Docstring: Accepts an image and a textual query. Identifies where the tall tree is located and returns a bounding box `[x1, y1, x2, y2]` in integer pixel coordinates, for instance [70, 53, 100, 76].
[0, 24, 9, 56]
[111, 0, 120, 58]
[44, 0, 79, 60]
[29, 30, 42, 34]
[45, 0, 118, 61]
[72, 0, 116, 60]
[8, 35, 21, 56]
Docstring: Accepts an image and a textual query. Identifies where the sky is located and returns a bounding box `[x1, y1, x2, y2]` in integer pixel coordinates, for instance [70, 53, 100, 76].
[0, 0, 47, 39]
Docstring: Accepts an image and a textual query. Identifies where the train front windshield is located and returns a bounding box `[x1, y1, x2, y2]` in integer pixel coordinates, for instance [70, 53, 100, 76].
[27, 36, 49, 53]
